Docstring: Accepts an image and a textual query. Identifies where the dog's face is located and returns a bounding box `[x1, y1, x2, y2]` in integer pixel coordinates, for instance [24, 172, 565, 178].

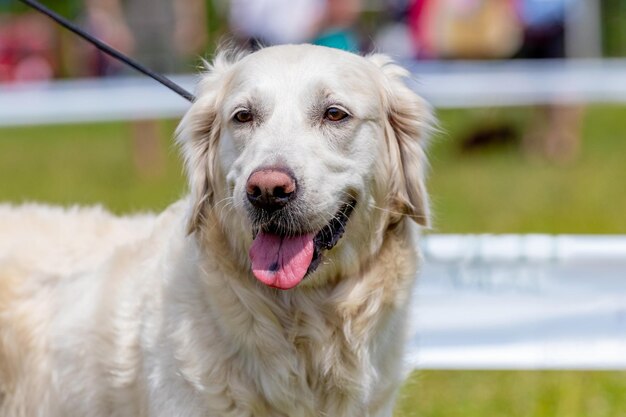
[177, 45, 432, 289]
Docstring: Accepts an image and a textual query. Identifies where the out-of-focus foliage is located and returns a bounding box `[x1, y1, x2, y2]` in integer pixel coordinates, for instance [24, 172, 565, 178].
[395, 370, 626, 417]
[602, 0, 626, 57]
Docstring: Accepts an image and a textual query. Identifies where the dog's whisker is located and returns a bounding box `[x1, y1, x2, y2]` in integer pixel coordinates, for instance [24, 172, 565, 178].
[368, 203, 406, 218]
[217, 199, 236, 220]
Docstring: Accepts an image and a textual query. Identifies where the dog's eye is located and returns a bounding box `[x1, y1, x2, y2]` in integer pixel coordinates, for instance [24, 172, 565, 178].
[234, 110, 253, 123]
[324, 107, 349, 122]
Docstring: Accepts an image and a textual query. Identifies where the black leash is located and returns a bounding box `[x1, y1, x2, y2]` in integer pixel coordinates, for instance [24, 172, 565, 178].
[18, 0, 196, 103]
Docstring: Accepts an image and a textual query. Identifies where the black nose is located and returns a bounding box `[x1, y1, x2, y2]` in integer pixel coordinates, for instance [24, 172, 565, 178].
[246, 168, 296, 211]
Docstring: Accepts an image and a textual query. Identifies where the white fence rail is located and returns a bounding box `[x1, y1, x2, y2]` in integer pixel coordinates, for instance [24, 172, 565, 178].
[2, 59, 626, 127]
[0, 75, 196, 127]
[412, 234, 626, 370]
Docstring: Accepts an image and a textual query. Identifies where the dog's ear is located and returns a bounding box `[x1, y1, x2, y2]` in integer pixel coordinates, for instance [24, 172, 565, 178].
[368, 54, 434, 227]
[176, 49, 247, 234]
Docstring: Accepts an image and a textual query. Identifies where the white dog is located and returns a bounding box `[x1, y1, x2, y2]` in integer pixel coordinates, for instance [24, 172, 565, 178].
[0, 44, 432, 417]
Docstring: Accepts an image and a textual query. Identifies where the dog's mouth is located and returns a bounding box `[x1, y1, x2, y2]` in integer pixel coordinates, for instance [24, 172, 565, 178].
[248, 199, 356, 290]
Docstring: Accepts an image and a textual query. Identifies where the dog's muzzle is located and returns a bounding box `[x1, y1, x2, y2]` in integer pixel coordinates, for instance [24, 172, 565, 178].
[248, 197, 357, 290]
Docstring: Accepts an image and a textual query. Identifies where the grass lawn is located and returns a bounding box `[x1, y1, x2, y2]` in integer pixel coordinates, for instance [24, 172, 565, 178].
[395, 371, 626, 417]
[0, 121, 186, 213]
[2, 105, 626, 415]
[429, 105, 626, 234]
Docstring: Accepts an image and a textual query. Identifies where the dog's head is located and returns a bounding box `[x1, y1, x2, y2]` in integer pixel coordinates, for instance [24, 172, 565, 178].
[177, 45, 432, 289]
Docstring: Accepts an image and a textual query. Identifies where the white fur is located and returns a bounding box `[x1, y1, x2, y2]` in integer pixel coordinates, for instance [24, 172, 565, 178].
[0, 45, 433, 417]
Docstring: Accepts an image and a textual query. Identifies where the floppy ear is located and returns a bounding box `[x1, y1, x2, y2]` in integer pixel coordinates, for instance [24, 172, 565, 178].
[368, 54, 434, 227]
[176, 49, 246, 234]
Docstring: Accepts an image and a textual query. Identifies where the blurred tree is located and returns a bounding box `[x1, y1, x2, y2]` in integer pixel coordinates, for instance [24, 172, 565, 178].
[204, 0, 229, 54]
[602, 0, 626, 57]
[0, 0, 81, 17]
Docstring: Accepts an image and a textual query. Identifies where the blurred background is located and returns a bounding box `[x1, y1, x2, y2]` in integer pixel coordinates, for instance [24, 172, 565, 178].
[2, 1, 626, 416]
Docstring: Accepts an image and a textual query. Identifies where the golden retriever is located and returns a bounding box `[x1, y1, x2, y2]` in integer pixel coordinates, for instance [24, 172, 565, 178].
[0, 44, 432, 417]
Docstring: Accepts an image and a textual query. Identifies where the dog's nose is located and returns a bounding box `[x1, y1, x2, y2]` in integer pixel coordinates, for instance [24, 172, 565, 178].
[246, 168, 296, 211]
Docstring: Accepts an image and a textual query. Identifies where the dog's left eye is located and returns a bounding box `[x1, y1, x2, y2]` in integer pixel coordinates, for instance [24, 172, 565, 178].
[324, 107, 350, 122]
[234, 110, 253, 123]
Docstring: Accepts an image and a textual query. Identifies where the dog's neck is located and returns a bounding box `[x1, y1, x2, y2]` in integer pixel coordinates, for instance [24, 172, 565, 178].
[202, 216, 415, 358]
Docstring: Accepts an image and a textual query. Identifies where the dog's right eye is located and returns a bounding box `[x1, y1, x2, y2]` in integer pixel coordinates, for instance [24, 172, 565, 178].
[234, 110, 253, 123]
[324, 107, 350, 122]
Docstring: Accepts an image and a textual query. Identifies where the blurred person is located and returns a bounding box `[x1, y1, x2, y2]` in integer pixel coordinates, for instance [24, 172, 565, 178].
[26, 0, 205, 180]
[516, 0, 584, 163]
[72, 0, 207, 76]
[123, 0, 207, 73]
[72, 0, 135, 77]
[372, 0, 416, 60]
[229, 0, 361, 52]
[0, 11, 56, 82]
[402, 0, 526, 158]
[75, 0, 208, 178]
[172, 0, 208, 58]
[312, 0, 361, 52]
[408, 0, 523, 59]
[0, 0, 129, 80]
[405, 0, 583, 163]
[229, 0, 325, 48]
[515, 0, 572, 59]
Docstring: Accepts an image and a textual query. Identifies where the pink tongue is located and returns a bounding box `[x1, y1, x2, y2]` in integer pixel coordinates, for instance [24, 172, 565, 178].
[249, 231, 315, 290]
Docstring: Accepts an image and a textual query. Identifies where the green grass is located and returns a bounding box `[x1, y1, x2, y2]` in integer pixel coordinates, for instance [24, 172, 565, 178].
[0, 120, 185, 213]
[428, 105, 626, 234]
[2, 106, 626, 416]
[395, 371, 626, 417]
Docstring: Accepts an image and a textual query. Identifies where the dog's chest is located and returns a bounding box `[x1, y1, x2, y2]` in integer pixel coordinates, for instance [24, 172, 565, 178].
[238, 306, 374, 417]
[181, 293, 381, 417]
